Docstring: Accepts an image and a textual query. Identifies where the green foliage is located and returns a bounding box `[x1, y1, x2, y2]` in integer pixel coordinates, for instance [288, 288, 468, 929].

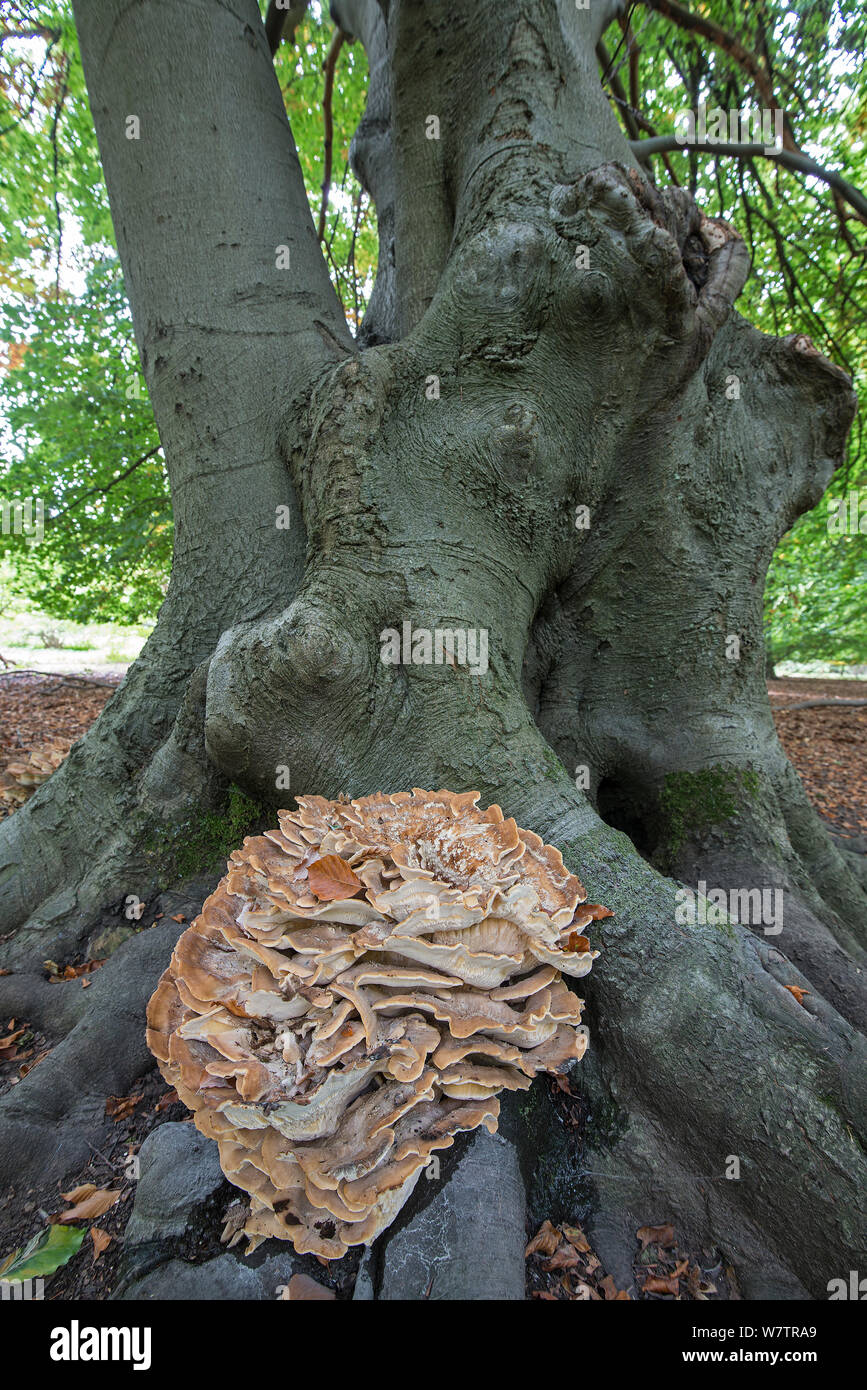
[0, 0, 864, 661]
[0, 1224, 85, 1282]
[0, 1, 371, 622]
[608, 0, 867, 663]
[660, 766, 760, 854]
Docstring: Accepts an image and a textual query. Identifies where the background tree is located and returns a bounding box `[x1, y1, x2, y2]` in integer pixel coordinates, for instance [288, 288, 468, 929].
[0, 0, 865, 1299]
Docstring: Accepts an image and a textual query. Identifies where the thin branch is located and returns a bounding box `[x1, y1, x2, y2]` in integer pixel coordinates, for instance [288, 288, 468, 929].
[638, 0, 792, 143]
[629, 137, 867, 223]
[317, 29, 347, 242]
[48, 445, 162, 523]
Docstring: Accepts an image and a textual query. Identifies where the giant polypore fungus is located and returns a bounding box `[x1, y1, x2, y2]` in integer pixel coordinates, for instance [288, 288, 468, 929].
[146, 789, 608, 1258]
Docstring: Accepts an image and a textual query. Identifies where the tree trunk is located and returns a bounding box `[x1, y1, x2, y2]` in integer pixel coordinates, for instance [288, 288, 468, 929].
[0, 0, 864, 1301]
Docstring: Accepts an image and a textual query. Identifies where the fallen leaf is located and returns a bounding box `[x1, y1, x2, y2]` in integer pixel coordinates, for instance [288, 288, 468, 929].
[643, 1273, 680, 1296]
[561, 1223, 592, 1253]
[90, 1227, 112, 1261]
[0, 1225, 85, 1282]
[531, 1290, 559, 1300]
[105, 1092, 143, 1121]
[525, 1219, 561, 1258]
[57, 1187, 121, 1222]
[542, 1244, 580, 1271]
[599, 1274, 629, 1299]
[279, 1272, 335, 1300]
[171, 913, 186, 923]
[784, 984, 810, 1006]
[154, 1088, 179, 1112]
[637, 1222, 676, 1249]
[306, 854, 362, 901]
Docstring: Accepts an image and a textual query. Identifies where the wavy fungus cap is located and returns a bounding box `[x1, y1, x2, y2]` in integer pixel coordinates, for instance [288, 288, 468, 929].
[146, 789, 609, 1259]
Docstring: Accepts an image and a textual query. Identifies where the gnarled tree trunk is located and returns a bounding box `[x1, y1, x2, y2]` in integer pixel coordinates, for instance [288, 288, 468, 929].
[0, 0, 864, 1301]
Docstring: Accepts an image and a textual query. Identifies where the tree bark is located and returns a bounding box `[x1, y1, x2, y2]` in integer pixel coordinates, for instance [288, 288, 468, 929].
[0, 0, 864, 1300]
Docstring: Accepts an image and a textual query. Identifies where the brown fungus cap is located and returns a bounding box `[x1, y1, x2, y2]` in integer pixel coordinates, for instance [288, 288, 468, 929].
[146, 789, 604, 1258]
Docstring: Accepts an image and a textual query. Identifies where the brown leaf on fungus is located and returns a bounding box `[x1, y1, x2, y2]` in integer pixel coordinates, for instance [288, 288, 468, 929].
[637, 1222, 677, 1249]
[306, 853, 363, 901]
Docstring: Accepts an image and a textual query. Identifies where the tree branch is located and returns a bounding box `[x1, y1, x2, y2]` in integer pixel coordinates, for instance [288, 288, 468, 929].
[317, 28, 346, 241]
[629, 137, 867, 223]
[47, 445, 162, 523]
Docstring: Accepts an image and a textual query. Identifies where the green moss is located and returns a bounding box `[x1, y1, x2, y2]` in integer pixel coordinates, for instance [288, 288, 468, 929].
[541, 746, 567, 782]
[661, 765, 759, 855]
[147, 785, 266, 887]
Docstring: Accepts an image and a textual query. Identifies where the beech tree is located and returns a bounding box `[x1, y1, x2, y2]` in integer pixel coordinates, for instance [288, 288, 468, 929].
[0, 0, 865, 1300]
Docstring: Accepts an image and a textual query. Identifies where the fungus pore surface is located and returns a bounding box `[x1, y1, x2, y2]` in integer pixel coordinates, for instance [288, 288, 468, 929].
[146, 789, 608, 1258]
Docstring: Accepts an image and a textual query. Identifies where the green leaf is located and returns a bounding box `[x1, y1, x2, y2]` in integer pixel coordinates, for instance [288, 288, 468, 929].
[0, 1225, 86, 1283]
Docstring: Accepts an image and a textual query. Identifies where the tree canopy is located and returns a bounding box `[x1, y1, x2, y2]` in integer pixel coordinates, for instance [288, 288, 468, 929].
[0, 0, 865, 658]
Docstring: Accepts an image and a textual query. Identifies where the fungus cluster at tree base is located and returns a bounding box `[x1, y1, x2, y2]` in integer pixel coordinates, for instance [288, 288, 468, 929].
[146, 789, 608, 1258]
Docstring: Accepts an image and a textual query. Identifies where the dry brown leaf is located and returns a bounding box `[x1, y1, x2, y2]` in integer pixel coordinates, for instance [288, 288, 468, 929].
[105, 1093, 143, 1121]
[154, 1088, 179, 1112]
[90, 1227, 112, 1260]
[643, 1273, 680, 1296]
[171, 913, 186, 923]
[280, 1272, 336, 1300]
[637, 1222, 676, 1249]
[599, 1273, 629, 1299]
[60, 1183, 97, 1203]
[671, 1257, 689, 1278]
[525, 1219, 561, 1258]
[19, 1047, 50, 1077]
[531, 1290, 559, 1300]
[542, 1244, 580, 1271]
[58, 1187, 121, 1222]
[562, 1223, 592, 1253]
[784, 984, 810, 1006]
[306, 854, 362, 901]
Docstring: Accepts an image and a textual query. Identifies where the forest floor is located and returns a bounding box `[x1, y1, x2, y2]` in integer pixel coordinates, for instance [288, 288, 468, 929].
[0, 670, 864, 1300]
[2, 670, 865, 836]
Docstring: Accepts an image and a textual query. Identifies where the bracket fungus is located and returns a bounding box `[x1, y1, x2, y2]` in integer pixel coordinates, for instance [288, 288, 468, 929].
[146, 789, 608, 1259]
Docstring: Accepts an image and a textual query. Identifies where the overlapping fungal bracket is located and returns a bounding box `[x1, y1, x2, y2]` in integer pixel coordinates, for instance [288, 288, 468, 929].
[146, 789, 608, 1259]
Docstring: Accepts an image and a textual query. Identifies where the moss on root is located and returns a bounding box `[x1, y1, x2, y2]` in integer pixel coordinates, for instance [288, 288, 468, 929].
[147, 785, 266, 887]
[660, 765, 760, 856]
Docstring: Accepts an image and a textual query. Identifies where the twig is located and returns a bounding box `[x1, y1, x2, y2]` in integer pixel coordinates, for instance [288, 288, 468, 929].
[317, 29, 347, 242]
[629, 137, 867, 223]
[47, 445, 162, 523]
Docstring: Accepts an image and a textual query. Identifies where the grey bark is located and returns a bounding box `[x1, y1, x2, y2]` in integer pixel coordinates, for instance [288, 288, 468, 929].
[0, 0, 864, 1301]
